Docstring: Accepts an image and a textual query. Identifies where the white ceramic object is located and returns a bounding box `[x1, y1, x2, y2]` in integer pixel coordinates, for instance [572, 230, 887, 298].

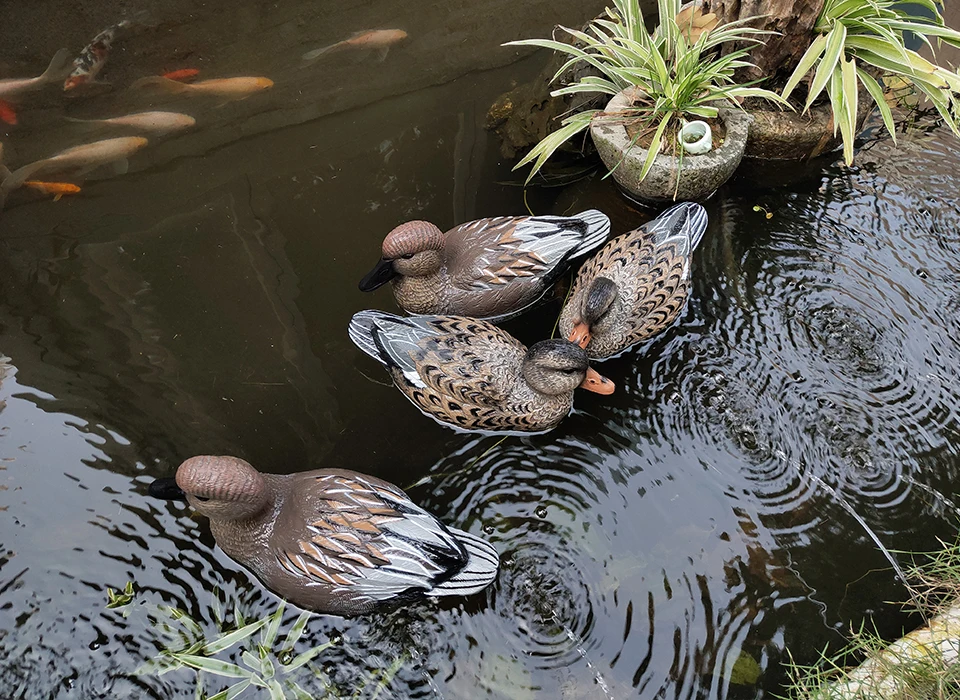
[679, 120, 712, 155]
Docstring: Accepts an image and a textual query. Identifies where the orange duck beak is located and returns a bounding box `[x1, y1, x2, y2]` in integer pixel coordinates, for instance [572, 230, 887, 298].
[579, 367, 615, 395]
[568, 321, 592, 349]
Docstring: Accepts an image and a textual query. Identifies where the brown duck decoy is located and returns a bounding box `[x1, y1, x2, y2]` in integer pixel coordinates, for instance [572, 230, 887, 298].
[358, 210, 611, 320]
[558, 202, 708, 359]
[348, 310, 615, 433]
[162, 455, 499, 616]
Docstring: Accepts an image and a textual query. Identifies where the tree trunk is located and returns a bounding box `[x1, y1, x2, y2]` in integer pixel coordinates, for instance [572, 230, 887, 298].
[702, 0, 825, 84]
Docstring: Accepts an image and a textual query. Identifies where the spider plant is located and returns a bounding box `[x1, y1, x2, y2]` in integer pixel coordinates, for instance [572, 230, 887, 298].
[504, 0, 789, 184]
[782, 0, 960, 165]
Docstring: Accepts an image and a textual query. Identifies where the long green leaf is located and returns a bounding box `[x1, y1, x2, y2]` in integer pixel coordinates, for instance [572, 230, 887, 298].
[782, 33, 828, 101]
[172, 654, 253, 679]
[856, 68, 896, 144]
[206, 679, 252, 700]
[203, 616, 270, 655]
[282, 610, 314, 653]
[515, 111, 597, 182]
[261, 603, 285, 649]
[638, 115, 671, 182]
[806, 24, 848, 111]
[285, 640, 339, 672]
[840, 56, 858, 164]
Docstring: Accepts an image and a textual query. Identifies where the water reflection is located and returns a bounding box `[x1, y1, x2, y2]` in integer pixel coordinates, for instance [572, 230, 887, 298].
[1, 1, 960, 698]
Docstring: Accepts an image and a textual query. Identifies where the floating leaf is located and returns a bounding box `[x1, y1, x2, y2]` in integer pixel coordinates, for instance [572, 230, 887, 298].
[172, 653, 253, 680]
[726, 649, 762, 685]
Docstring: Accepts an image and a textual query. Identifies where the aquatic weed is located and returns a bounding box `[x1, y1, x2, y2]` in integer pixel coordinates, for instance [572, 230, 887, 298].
[107, 585, 405, 699]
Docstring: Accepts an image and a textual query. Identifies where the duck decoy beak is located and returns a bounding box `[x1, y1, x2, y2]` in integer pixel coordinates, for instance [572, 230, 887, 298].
[568, 322, 592, 350]
[148, 477, 187, 501]
[579, 367, 615, 395]
[358, 257, 398, 292]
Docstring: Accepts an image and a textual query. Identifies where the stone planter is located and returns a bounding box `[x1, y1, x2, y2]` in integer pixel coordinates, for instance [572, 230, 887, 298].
[590, 90, 753, 204]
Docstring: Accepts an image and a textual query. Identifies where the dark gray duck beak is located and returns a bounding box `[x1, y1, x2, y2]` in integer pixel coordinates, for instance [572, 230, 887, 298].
[148, 477, 187, 500]
[358, 257, 398, 292]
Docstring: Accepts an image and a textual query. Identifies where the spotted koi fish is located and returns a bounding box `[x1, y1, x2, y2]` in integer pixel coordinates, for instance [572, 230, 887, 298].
[64, 21, 133, 92]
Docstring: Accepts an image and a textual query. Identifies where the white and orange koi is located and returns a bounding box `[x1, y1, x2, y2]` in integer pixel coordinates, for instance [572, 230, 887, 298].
[132, 76, 274, 100]
[302, 29, 408, 62]
[67, 110, 196, 134]
[0, 49, 72, 99]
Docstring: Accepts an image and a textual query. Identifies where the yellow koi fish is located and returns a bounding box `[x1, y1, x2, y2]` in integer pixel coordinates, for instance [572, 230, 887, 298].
[132, 76, 273, 100]
[0, 136, 148, 207]
[0, 49, 72, 99]
[67, 110, 196, 134]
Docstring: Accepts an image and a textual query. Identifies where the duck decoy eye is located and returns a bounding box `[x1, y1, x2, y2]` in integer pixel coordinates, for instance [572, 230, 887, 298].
[401, 253, 415, 259]
[195, 496, 211, 502]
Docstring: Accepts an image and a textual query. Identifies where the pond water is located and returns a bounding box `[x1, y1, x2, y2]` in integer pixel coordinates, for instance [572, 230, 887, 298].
[2, 1, 960, 698]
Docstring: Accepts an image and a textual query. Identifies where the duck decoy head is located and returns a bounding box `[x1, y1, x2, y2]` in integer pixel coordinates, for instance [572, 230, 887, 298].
[175, 455, 271, 521]
[359, 221, 444, 291]
[569, 276, 619, 349]
[523, 339, 615, 396]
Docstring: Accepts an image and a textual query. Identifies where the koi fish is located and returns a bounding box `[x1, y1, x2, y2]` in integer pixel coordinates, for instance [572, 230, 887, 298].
[162, 68, 200, 82]
[67, 110, 196, 134]
[0, 100, 16, 126]
[64, 21, 134, 91]
[23, 181, 81, 201]
[0, 48, 72, 99]
[132, 76, 274, 100]
[302, 29, 408, 62]
[0, 136, 148, 207]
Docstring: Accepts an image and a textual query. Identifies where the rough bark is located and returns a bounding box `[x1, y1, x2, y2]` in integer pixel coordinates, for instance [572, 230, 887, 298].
[702, 0, 825, 84]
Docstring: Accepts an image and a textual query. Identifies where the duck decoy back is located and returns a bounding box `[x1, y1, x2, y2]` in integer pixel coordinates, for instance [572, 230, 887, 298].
[358, 210, 611, 320]
[559, 202, 708, 359]
[173, 455, 500, 616]
[348, 311, 614, 434]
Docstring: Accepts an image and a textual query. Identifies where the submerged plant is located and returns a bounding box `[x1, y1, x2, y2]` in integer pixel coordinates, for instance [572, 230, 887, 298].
[105, 585, 404, 700]
[782, 0, 960, 165]
[780, 538, 960, 699]
[504, 0, 788, 183]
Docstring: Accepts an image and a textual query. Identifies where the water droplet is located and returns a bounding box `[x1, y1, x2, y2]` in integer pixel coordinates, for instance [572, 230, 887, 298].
[482, 524, 494, 534]
[88, 641, 101, 651]
[535, 506, 548, 519]
[916, 268, 929, 279]
[277, 650, 293, 665]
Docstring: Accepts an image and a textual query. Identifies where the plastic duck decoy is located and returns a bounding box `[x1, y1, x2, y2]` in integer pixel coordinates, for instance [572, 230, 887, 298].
[348, 310, 615, 433]
[153, 455, 499, 616]
[558, 202, 708, 359]
[358, 210, 611, 320]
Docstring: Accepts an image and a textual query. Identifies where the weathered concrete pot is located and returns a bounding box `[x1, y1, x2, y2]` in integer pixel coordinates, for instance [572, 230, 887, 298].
[744, 84, 873, 160]
[590, 91, 753, 204]
[744, 102, 839, 160]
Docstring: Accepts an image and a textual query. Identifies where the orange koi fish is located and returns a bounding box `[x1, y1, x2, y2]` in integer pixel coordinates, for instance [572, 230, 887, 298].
[0, 49, 71, 99]
[132, 76, 273, 100]
[23, 181, 81, 201]
[0, 99, 16, 125]
[302, 29, 408, 61]
[162, 68, 200, 82]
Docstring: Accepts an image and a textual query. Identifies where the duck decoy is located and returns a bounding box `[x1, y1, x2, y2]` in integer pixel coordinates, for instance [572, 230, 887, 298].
[358, 210, 611, 320]
[558, 202, 708, 359]
[152, 456, 499, 616]
[348, 310, 615, 433]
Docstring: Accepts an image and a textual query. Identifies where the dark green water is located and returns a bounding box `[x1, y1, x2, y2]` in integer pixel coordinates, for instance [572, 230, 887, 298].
[2, 1, 959, 698]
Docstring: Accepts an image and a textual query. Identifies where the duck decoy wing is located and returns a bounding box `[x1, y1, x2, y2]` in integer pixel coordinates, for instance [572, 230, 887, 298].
[274, 473, 498, 600]
[349, 311, 521, 405]
[644, 202, 708, 256]
[446, 211, 610, 291]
